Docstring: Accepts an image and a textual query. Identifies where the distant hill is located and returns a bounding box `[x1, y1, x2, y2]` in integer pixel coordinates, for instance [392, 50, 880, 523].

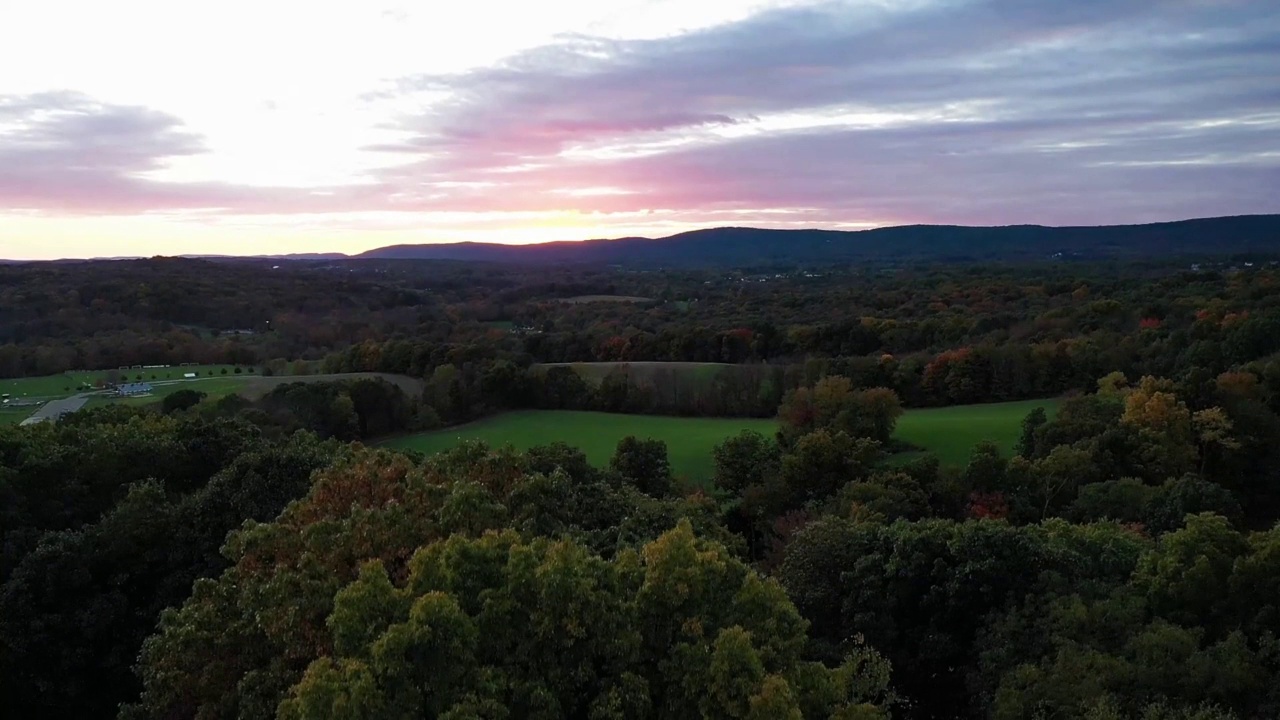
[5, 215, 1278, 266]
[355, 215, 1280, 266]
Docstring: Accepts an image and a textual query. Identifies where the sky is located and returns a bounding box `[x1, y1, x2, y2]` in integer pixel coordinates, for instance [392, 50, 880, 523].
[1, 0, 1277, 260]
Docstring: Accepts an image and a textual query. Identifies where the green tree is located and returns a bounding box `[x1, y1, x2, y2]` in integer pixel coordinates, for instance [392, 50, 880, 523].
[1016, 406, 1048, 458]
[779, 430, 879, 504]
[1144, 476, 1243, 535]
[272, 523, 895, 719]
[126, 445, 758, 720]
[611, 436, 673, 497]
[1068, 477, 1155, 524]
[162, 388, 207, 414]
[712, 430, 781, 496]
[0, 432, 337, 718]
[964, 440, 1009, 493]
[1008, 445, 1097, 521]
[780, 516, 1149, 718]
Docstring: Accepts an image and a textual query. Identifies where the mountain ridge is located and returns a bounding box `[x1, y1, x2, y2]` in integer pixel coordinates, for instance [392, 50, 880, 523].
[4, 214, 1278, 265]
[354, 214, 1280, 265]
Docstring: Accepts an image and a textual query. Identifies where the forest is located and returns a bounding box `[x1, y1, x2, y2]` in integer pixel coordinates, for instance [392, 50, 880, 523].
[2, 250, 1280, 719]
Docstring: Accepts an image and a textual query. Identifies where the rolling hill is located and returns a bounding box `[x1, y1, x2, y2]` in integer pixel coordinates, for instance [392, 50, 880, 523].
[353, 215, 1280, 267]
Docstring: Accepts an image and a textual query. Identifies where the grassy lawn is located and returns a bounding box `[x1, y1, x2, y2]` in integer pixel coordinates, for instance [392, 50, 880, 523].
[379, 398, 1062, 483]
[0, 373, 86, 398]
[382, 411, 777, 482]
[81, 376, 260, 409]
[893, 398, 1061, 466]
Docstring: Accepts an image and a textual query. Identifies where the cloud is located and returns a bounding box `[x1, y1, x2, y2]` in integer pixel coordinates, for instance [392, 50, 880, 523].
[366, 0, 1280, 225]
[0, 91, 385, 216]
[3, 0, 1277, 231]
[0, 91, 268, 214]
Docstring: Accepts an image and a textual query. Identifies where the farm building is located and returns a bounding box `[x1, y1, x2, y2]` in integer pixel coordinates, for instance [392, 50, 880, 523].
[115, 382, 154, 397]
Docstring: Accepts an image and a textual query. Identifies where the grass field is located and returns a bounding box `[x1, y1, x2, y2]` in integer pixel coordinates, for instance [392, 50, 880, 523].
[380, 398, 1062, 482]
[382, 411, 776, 481]
[894, 398, 1060, 466]
[81, 377, 257, 410]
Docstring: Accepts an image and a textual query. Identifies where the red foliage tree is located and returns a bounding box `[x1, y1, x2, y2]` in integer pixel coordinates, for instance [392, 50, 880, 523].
[967, 491, 1010, 520]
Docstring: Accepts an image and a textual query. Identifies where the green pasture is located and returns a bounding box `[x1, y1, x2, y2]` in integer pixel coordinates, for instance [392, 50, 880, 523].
[893, 398, 1060, 466]
[381, 398, 1062, 483]
[382, 411, 776, 482]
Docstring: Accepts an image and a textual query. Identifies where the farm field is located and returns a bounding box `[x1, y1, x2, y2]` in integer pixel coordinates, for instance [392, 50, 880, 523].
[380, 398, 1062, 483]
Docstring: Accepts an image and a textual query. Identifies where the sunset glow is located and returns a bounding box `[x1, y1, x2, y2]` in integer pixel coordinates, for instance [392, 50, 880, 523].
[2, 0, 1277, 259]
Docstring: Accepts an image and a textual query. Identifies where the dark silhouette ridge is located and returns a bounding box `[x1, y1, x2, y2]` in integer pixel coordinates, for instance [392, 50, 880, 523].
[355, 215, 1280, 266]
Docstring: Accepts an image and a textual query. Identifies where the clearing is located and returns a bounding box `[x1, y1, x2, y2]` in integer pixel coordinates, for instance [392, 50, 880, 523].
[382, 411, 775, 481]
[893, 398, 1061, 466]
[380, 398, 1061, 483]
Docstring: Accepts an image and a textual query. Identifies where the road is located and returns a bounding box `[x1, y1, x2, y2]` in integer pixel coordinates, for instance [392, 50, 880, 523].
[20, 393, 90, 425]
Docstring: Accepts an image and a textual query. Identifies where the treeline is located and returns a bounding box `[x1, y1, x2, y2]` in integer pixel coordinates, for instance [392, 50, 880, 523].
[318, 333, 1280, 430]
[297, 262, 1280, 421]
[162, 377, 426, 441]
[5, 257, 1280, 390]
